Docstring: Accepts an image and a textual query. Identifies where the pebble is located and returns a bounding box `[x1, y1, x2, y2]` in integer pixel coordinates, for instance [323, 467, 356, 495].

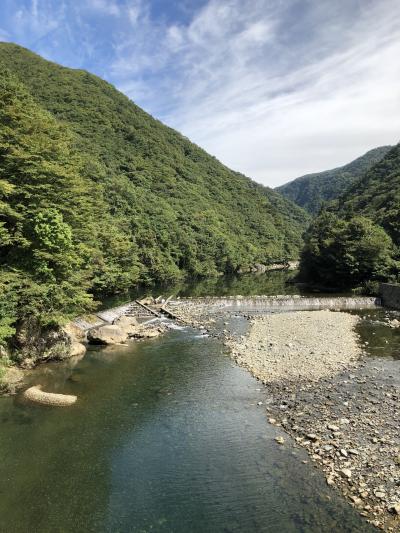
[327, 424, 340, 432]
[388, 503, 400, 515]
[340, 468, 352, 479]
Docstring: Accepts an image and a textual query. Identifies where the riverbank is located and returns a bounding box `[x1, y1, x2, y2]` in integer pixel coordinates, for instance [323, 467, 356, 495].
[226, 310, 400, 531]
[0, 314, 167, 397]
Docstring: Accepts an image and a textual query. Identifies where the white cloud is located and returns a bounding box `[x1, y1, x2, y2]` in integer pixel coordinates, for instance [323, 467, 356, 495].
[3, 0, 400, 187]
[86, 0, 120, 16]
[144, 0, 400, 186]
[13, 0, 59, 42]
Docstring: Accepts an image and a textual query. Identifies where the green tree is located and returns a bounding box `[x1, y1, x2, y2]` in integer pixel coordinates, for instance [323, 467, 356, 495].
[0, 70, 96, 331]
[300, 212, 395, 287]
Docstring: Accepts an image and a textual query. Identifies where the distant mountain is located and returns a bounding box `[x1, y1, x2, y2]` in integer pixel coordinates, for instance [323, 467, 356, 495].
[277, 146, 392, 214]
[0, 42, 309, 339]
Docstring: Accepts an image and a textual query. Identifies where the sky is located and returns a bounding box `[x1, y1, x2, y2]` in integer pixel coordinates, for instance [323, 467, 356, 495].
[0, 0, 399, 187]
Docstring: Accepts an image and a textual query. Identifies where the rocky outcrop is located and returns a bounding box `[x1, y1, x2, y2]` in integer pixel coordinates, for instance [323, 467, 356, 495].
[380, 283, 400, 310]
[87, 324, 128, 345]
[23, 385, 77, 406]
[0, 366, 24, 395]
[1, 319, 87, 376]
[63, 322, 87, 357]
[14, 318, 71, 366]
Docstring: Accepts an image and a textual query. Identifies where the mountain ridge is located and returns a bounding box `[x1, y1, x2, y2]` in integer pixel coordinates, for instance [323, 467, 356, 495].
[277, 146, 392, 214]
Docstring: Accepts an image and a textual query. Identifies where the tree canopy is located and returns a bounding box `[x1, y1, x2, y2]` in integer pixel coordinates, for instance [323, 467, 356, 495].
[300, 212, 396, 287]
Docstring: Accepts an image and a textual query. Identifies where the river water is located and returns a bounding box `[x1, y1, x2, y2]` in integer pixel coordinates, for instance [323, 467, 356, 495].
[0, 274, 381, 532]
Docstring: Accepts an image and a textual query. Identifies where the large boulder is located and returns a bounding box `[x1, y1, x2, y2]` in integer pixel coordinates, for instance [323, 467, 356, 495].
[132, 325, 165, 339]
[113, 315, 139, 335]
[70, 342, 87, 356]
[63, 322, 86, 342]
[87, 324, 128, 345]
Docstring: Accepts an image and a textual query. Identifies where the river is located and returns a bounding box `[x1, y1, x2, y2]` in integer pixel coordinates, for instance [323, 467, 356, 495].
[0, 273, 380, 532]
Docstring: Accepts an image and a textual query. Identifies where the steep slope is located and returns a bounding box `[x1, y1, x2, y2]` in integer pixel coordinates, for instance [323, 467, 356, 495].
[277, 146, 392, 214]
[336, 143, 400, 244]
[0, 43, 309, 340]
[0, 43, 308, 277]
[299, 143, 400, 287]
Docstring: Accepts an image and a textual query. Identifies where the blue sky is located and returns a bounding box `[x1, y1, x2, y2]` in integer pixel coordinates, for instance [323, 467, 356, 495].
[1, 0, 399, 186]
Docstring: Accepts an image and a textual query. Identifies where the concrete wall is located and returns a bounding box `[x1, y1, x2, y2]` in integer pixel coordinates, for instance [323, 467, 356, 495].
[204, 296, 381, 312]
[171, 295, 381, 314]
[380, 283, 400, 309]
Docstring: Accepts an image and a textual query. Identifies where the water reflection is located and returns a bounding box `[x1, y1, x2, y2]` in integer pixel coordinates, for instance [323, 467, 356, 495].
[0, 330, 373, 532]
[98, 271, 303, 310]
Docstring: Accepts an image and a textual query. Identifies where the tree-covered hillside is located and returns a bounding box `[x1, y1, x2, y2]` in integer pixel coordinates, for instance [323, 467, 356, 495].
[0, 43, 308, 342]
[277, 146, 392, 214]
[336, 143, 400, 243]
[300, 143, 400, 288]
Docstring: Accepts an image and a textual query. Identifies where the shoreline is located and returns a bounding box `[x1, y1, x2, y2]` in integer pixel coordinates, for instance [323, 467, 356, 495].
[225, 310, 400, 531]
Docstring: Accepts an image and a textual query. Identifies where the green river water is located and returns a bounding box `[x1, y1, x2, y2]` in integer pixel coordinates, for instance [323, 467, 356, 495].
[0, 273, 390, 533]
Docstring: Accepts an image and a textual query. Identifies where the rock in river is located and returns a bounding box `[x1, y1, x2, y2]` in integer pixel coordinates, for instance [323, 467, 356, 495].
[87, 324, 128, 345]
[70, 342, 87, 356]
[113, 315, 139, 335]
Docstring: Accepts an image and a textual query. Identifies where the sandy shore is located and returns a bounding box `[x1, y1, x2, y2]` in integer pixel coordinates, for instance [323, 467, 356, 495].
[227, 310, 400, 531]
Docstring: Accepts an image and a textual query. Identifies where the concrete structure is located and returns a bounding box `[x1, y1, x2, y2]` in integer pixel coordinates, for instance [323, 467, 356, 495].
[167, 295, 381, 315]
[380, 283, 400, 309]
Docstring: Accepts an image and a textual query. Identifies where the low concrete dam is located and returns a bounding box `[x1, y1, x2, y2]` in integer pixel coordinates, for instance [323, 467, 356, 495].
[73, 295, 381, 331]
[167, 295, 381, 316]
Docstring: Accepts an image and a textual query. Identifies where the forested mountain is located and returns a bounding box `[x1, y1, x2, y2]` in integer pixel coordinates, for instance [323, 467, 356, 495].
[336, 143, 400, 243]
[277, 146, 392, 214]
[0, 42, 308, 341]
[300, 143, 400, 287]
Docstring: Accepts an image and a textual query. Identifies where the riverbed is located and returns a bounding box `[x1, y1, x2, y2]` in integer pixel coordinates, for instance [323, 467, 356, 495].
[0, 326, 374, 532]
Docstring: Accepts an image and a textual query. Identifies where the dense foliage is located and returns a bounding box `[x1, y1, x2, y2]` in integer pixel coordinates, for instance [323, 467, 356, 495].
[300, 212, 397, 287]
[277, 146, 392, 214]
[300, 144, 400, 288]
[336, 143, 400, 243]
[0, 68, 127, 340]
[0, 43, 308, 343]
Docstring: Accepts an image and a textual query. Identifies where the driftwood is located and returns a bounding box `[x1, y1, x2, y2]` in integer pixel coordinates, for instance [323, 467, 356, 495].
[134, 299, 161, 317]
[23, 385, 77, 406]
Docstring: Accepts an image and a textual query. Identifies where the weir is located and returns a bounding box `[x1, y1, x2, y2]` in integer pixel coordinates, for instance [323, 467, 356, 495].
[73, 295, 381, 331]
[74, 301, 163, 331]
[166, 295, 381, 315]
